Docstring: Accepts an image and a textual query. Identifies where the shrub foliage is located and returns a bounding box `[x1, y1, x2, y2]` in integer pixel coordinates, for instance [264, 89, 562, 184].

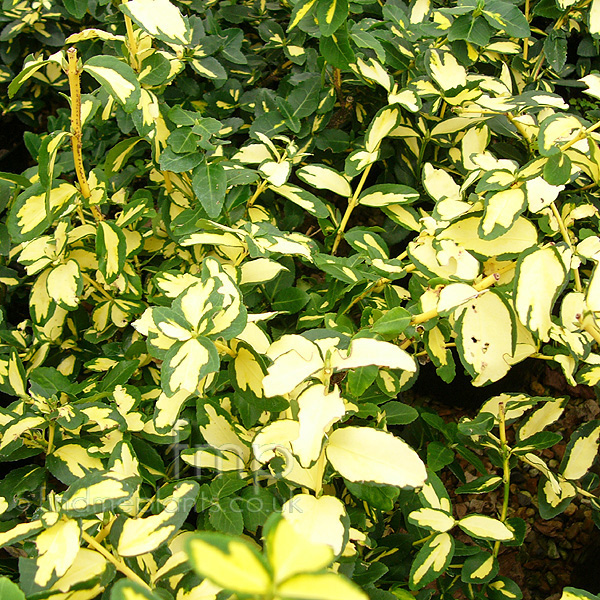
[0, 0, 599, 598]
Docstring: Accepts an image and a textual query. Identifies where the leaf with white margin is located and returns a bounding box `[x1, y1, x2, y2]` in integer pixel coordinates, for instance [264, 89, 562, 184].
[120, 0, 191, 45]
[281, 494, 347, 555]
[330, 337, 417, 372]
[326, 426, 427, 488]
[409, 532, 454, 590]
[408, 508, 455, 533]
[455, 290, 514, 386]
[514, 246, 568, 342]
[118, 481, 199, 556]
[269, 183, 330, 218]
[263, 335, 324, 397]
[34, 519, 80, 586]
[438, 214, 537, 259]
[265, 514, 333, 584]
[292, 384, 346, 467]
[458, 515, 514, 541]
[296, 164, 352, 197]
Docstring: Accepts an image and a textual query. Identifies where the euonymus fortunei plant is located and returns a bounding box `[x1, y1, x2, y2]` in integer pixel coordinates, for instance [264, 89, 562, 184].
[0, 0, 600, 598]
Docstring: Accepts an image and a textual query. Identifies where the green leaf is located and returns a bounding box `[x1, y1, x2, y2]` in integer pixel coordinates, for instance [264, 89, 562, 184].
[276, 98, 301, 133]
[383, 401, 418, 425]
[192, 161, 227, 219]
[487, 577, 523, 600]
[544, 30, 568, 73]
[347, 365, 379, 397]
[158, 148, 204, 173]
[371, 306, 412, 337]
[272, 287, 310, 313]
[105, 137, 147, 178]
[483, 1, 530, 37]
[83, 56, 141, 113]
[8, 54, 59, 98]
[457, 413, 495, 436]
[0, 576, 25, 600]
[319, 24, 355, 69]
[448, 15, 493, 45]
[461, 551, 499, 584]
[409, 533, 454, 590]
[316, 0, 349, 37]
[167, 128, 197, 154]
[543, 152, 571, 185]
[427, 442, 454, 472]
[209, 497, 245, 535]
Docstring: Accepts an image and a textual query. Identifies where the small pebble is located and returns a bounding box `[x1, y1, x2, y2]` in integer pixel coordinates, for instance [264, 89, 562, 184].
[517, 491, 533, 506]
[549, 459, 559, 468]
[547, 540, 560, 559]
[563, 503, 577, 517]
[547, 571, 558, 586]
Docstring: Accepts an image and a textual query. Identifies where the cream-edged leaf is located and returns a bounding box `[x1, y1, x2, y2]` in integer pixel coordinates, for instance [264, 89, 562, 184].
[408, 508, 455, 533]
[326, 426, 427, 488]
[365, 106, 401, 152]
[438, 215, 538, 259]
[331, 337, 417, 372]
[34, 519, 80, 586]
[296, 164, 352, 197]
[458, 515, 514, 541]
[120, 0, 191, 45]
[292, 384, 346, 467]
[560, 420, 600, 480]
[281, 494, 347, 555]
[455, 291, 514, 386]
[514, 246, 568, 342]
[118, 481, 198, 556]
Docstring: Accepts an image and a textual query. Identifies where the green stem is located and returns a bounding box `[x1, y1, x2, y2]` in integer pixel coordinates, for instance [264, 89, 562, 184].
[549, 202, 582, 293]
[248, 180, 268, 208]
[493, 402, 511, 558]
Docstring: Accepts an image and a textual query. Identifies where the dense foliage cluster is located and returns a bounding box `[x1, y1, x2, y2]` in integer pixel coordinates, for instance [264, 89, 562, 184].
[0, 0, 600, 598]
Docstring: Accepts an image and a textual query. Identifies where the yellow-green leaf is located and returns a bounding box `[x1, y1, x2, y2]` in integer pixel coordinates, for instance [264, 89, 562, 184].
[276, 572, 368, 600]
[186, 533, 271, 595]
[120, 0, 191, 45]
[35, 519, 80, 586]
